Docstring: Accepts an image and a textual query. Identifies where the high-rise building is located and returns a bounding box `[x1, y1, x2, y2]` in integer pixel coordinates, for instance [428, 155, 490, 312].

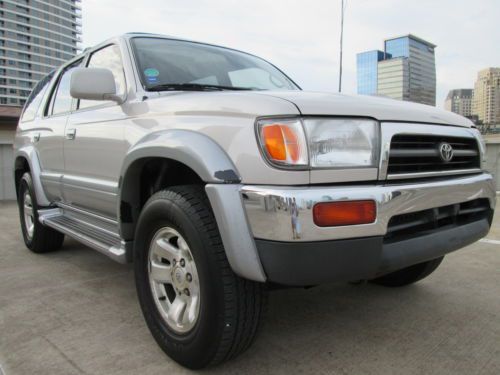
[356, 50, 386, 96]
[0, 0, 82, 200]
[0, 0, 82, 107]
[444, 89, 473, 118]
[377, 57, 409, 102]
[356, 34, 437, 106]
[472, 68, 500, 125]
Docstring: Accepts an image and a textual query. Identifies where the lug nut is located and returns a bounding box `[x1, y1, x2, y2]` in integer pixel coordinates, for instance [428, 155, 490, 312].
[180, 259, 186, 267]
[184, 288, 190, 296]
[186, 273, 192, 282]
[172, 259, 177, 266]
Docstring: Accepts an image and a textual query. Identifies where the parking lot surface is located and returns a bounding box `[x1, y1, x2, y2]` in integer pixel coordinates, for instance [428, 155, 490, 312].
[0, 201, 499, 375]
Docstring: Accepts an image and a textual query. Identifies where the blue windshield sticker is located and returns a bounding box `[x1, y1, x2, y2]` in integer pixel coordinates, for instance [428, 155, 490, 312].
[147, 76, 159, 83]
[144, 68, 160, 77]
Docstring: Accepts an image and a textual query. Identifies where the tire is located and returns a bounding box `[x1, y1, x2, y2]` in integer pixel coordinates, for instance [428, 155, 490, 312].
[18, 172, 64, 253]
[369, 256, 444, 287]
[134, 185, 266, 369]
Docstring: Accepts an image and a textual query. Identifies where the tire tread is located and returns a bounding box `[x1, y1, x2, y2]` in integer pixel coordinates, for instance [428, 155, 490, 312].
[145, 185, 266, 367]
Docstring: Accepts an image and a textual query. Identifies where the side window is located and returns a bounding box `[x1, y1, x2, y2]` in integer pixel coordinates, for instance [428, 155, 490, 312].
[20, 71, 54, 122]
[46, 59, 82, 116]
[79, 44, 126, 109]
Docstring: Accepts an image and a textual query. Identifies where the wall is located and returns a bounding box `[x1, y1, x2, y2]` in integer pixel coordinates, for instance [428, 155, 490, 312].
[0, 129, 15, 200]
[485, 135, 500, 190]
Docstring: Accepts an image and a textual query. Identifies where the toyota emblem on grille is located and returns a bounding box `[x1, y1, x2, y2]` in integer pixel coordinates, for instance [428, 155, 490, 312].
[438, 142, 454, 162]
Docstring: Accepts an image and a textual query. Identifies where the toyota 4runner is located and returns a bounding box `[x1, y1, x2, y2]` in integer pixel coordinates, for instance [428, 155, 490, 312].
[14, 33, 495, 369]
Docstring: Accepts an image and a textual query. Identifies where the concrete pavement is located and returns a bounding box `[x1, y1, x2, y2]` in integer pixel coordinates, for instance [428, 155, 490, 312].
[0, 201, 499, 375]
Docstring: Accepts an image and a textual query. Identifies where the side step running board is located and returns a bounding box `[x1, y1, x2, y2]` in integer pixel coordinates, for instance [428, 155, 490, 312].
[38, 207, 128, 263]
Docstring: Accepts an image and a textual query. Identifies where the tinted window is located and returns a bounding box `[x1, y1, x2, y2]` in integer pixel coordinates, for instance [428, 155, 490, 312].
[79, 44, 126, 109]
[20, 72, 54, 122]
[131, 38, 298, 91]
[48, 59, 82, 116]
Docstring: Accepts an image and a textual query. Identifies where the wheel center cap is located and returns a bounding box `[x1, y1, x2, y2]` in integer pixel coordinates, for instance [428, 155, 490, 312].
[172, 267, 185, 287]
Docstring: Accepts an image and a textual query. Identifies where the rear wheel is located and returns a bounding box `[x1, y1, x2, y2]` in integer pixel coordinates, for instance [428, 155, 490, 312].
[370, 257, 444, 287]
[18, 172, 64, 253]
[134, 185, 266, 369]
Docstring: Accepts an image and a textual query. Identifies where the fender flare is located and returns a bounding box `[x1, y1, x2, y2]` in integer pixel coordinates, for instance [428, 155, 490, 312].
[118, 129, 241, 238]
[118, 129, 267, 281]
[119, 129, 241, 186]
[14, 146, 51, 206]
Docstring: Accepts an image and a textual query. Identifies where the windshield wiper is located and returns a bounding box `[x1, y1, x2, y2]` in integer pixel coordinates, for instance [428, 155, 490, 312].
[147, 83, 254, 92]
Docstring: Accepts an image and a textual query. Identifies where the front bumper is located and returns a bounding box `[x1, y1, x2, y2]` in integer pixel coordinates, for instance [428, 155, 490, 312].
[242, 173, 495, 242]
[206, 173, 495, 285]
[255, 218, 490, 285]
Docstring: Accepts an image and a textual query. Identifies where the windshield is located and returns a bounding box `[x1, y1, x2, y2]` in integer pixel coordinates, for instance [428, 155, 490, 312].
[131, 37, 299, 91]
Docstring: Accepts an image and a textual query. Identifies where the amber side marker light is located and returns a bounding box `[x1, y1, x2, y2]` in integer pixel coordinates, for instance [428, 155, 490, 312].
[313, 200, 377, 227]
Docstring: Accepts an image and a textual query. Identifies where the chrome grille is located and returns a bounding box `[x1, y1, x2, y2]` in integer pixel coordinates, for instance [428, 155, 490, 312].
[387, 134, 480, 176]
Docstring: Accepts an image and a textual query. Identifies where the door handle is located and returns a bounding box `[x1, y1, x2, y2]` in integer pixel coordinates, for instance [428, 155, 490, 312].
[66, 128, 76, 140]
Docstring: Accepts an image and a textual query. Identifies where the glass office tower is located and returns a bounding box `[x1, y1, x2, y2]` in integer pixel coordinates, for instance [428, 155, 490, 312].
[356, 34, 436, 106]
[384, 35, 436, 105]
[0, 0, 82, 107]
[356, 50, 386, 95]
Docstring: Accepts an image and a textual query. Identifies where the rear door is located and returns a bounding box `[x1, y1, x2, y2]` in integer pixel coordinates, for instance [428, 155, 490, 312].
[14, 72, 53, 200]
[37, 60, 82, 202]
[62, 44, 128, 218]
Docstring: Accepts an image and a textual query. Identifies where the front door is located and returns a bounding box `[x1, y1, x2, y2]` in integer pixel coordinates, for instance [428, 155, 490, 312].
[62, 44, 128, 219]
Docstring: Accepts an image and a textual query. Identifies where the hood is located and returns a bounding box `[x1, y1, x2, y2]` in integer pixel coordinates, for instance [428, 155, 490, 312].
[254, 91, 473, 127]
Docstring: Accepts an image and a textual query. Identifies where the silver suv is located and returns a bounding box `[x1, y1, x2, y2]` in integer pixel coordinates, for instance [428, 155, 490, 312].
[14, 33, 495, 369]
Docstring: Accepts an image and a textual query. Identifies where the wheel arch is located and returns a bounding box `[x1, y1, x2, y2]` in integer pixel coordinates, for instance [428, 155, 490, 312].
[118, 129, 241, 241]
[14, 146, 51, 206]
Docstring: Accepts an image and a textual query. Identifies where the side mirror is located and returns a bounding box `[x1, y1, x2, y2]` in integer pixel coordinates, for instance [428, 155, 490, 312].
[70, 67, 124, 104]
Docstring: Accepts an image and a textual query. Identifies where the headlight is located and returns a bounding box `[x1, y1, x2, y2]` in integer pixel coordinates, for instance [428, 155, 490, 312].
[304, 118, 379, 168]
[257, 117, 379, 169]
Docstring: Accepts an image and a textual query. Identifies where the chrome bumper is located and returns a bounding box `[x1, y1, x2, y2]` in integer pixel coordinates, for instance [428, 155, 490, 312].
[241, 173, 496, 242]
[207, 173, 495, 283]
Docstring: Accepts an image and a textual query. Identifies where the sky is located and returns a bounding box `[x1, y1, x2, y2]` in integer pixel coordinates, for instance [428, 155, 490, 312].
[82, 0, 500, 108]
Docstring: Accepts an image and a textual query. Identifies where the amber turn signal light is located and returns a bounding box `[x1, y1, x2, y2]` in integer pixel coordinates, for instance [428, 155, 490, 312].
[313, 200, 376, 227]
[261, 124, 301, 162]
[258, 120, 308, 166]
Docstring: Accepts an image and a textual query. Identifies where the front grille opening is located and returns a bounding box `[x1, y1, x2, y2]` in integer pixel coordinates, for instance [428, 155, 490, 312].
[387, 134, 480, 175]
[384, 198, 491, 244]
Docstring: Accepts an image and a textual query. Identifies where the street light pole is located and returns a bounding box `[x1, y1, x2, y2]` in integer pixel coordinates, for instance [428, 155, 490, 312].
[338, 0, 345, 92]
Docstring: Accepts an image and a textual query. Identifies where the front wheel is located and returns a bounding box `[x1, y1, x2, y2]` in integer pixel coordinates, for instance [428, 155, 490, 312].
[134, 185, 266, 369]
[369, 256, 444, 287]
